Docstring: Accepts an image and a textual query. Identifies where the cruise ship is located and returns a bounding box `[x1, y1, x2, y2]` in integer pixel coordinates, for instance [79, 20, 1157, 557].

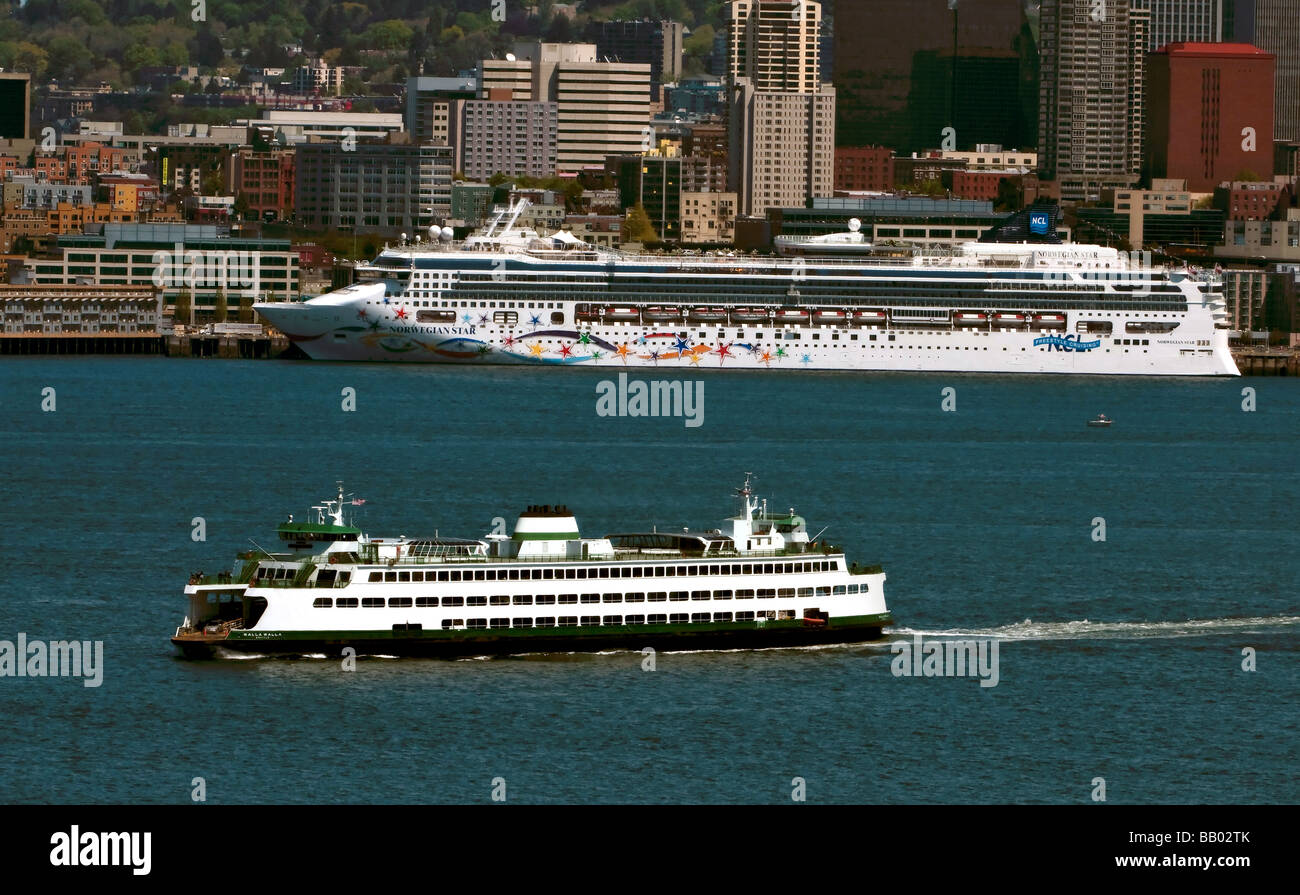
[256, 202, 1238, 376]
[171, 479, 893, 659]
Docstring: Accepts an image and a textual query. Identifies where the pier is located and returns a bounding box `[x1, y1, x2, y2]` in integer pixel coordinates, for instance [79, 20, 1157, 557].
[0, 332, 290, 358]
[1231, 349, 1299, 376]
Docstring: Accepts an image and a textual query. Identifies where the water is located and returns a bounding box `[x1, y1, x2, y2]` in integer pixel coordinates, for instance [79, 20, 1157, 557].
[1, 358, 1297, 803]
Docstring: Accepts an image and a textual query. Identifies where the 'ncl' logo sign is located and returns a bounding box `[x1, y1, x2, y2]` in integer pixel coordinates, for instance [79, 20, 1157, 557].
[1029, 212, 1050, 236]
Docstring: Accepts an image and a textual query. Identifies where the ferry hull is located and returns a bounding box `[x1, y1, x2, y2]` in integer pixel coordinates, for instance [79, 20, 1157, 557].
[172, 614, 893, 659]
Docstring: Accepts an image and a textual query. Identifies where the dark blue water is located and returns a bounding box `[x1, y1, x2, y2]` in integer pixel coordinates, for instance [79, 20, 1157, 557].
[1, 358, 1296, 803]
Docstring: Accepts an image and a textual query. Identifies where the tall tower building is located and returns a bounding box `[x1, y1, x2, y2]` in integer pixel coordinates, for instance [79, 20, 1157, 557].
[1143, 0, 1224, 50]
[725, 0, 835, 216]
[1225, 0, 1300, 140]
[480, 43, 651, 174]
[1038, 0, 1149, 201]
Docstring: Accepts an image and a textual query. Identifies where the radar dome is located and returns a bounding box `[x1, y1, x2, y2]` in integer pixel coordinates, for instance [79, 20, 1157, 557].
[848, 218, 862, 233]
[441, 226, 455, 241]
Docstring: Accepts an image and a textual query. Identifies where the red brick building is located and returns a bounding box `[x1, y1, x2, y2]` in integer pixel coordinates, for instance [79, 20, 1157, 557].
[34, 142, 133, 186]
[227, 148, 296, 221]
[834, 146, 894, 193]
[1215, 180, 1289, 220]
[1147, 43, 1275, 193]
[952, 169, 1016, 201]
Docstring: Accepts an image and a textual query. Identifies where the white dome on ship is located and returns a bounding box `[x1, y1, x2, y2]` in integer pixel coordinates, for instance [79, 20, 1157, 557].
[441, 226, 454, 241]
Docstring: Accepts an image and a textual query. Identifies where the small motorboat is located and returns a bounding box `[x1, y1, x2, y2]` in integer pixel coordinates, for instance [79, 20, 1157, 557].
[1087, 414, 1113, 428]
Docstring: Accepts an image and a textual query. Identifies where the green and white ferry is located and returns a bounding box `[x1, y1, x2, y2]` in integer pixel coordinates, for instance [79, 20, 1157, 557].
[171, 479, 893, 658]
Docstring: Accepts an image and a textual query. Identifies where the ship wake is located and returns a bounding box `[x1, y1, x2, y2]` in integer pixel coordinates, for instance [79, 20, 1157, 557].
[895, 614, 1300, 643]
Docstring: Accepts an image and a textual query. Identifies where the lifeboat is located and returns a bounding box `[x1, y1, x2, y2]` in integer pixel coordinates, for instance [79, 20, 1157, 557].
[642, 305, 682, 322]
[603, 305, 640, 322]
[850, 309, 888, 327]
[730, 307, 771, 324]
[1033, 313, 1066, 328]
[812, 309, 848, 326]
[774, 308, 811, 325]
[993, 313, 1026, 326]
[954, 312, 988, 327]
[687, 306, 728, 323]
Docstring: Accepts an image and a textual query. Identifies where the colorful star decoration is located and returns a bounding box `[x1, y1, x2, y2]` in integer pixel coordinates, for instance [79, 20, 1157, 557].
[649, 350, 660, 363]
[503, 335, 516, 348]
[688, 351, 701, 365]
[393, 307, 407, 320]
[715, 343, 733, 364]
[578, 331, 591, 345]
[674, 336, 691, 354]
[617, 343, 630, 362]
[800, 354, 812, 365]
[462, 313, 473, 324]
[478, 314, 489, 325]
[529, 314, 542, 326]
[529, 342, 545, 356]
[775, 347, 787, 358]
[478, 344, 491, 355]
[760, 350, 772, 366]
[559, 343, 574, 359]
[367, 319, 382, 331]
[356, 309, 368, 320]
[591, 350, 602, 360]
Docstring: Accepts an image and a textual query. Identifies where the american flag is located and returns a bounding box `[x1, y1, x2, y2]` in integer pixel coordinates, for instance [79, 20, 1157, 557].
[351, 498, 367, 505]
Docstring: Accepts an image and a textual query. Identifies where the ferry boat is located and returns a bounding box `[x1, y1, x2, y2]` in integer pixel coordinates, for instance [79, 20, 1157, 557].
[171, 479, 893, 659]
[254, 201, 1238, 376]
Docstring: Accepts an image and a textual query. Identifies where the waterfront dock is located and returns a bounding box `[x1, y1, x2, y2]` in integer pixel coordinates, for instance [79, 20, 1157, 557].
[1231, 348, 1299, 376]
[0, 332, 289, 358]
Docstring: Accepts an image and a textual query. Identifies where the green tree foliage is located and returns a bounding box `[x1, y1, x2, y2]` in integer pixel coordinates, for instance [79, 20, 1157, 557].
[624, 203, 660, 245]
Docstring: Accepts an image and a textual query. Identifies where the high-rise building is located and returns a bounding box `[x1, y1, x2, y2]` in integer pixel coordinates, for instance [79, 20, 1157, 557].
[454, 96, 558, 181]
[294, 142, 452, 236]
[726, 1, 835, 215]
[1143, 1, 1224, 50]
[591, 19, 684, 92]
[832, 0, 1033, 154]
[1038, 0, 1149, 201]
[1146, 42, 1275, 191]
[1224, 0, 1300, 141]
[480, 43, 651, 174]
[0, 73, 31, 140]
[405, 76, 479, 145]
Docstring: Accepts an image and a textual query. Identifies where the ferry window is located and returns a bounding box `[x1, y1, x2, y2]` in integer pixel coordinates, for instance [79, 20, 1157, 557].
[411, 571, 424, 582]
[475, 571, 486, 581]
[670, 613, 689, 624]
[416, 597, 438, 607]
[336, 598, 358, 608]
[313, 597, 333, 608]
[665, 567, 676, 576]
[535, 595, 555, 605]
[450, 571, 461, 581]
[648, 592, 667, 602]
[670, 591, 688, 602]
[439, 571, 450, 581]
[714, 590, 733, 600]
[759, 610, 776, 620]
[531, 570, 542, 579]
[737, 589, 755, 598]
[565, 568, 576, 579]
[743, 564, 753, 574]
[846, 585, 859, 595]
[580, 616, 600, 626]
[649, 614, 668, 624]
[535, 617, 556, 628]
[385, 572, 397, 582]
[709, 564, 720, 575]
[603, 615, 623, 626]
[778, 588, 795, 598]
[543, 569, 554, 579]
[441, 619, 456, 629]
[561, 594, 579, 604]
[688, 565, 699, 575]
[654, 567, 665, 577]
[691, 612, 710, 623]
[758, 589, 775, 598]
[714, 612, 733, 623]
[816, 587, 831, 597]
[362, 597, 384, 607]
[691, 590, 710, 601]
[778, 609, 796, 620]
[490, 618, 509, 629]
[598, 568, 610, 578]
[442, 596, 464, 607]
[339, 572, 351, 584]
[398, 571, 410, 582]
[512, 595, 533, 605]
[626, 593, 645, 603]
[508, 570, 520, 581]
[368, 572, 383, 582]
[737, 611, 755, 622]
[390, 597, 413, 608]
[602, 593, 621, 603]
[626, 614, 646, 625]
[798, 588, 814, 598]
[860, 583, 869, 592]
[577, 568, 587, 579]
[486, 570, 497, 581]
[550, 312, 564, 324]
[582, 593, 600, 604]
[833, 586, 847, 595]
[490, 595, 510, 606]
[467, 596, 487, 607]
[511, 618, 532, 629]
[557, 616, 578, 627]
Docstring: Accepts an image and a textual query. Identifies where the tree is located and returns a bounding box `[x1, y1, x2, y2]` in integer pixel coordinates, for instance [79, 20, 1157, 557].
[173, 290, 192, 327]
[623, 203, 660, 245]
[238, 295, 255, 323]
[233, 193, 251, 220]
